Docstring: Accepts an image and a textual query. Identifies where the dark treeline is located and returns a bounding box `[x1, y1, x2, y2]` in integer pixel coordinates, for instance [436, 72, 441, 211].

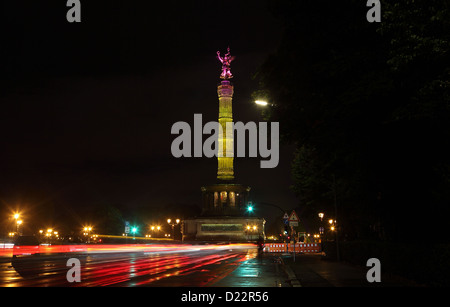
[255, 0, 450, 243]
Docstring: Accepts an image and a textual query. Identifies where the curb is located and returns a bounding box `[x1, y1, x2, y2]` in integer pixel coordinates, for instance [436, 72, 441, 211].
[284, 265, 302, 287]
[277, 257, 302, 287]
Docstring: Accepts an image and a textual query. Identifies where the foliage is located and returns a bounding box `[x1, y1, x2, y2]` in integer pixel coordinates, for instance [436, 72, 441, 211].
[255, 0, 450, 242]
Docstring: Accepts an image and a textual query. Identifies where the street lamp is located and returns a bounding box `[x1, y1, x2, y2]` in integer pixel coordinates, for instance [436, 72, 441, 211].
[83, 226, 93, 243]
[255, 100, 269, 106]
[254, 99, 276, 107]
[46, 228, 53, 243]
[12, 213, 21, 235]
[167, 218, 180, 240]
[318, 213, 325, 244]
[16, 220, 23, 235]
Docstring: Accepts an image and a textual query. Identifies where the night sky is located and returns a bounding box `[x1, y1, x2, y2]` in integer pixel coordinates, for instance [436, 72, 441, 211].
[0, 1, 298, 231]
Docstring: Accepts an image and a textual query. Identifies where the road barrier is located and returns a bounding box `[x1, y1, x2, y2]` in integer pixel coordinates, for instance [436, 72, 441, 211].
[264, 243, 321, 253]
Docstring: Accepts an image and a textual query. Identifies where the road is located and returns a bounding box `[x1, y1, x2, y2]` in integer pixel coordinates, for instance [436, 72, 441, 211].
[0, 243, 288, 287]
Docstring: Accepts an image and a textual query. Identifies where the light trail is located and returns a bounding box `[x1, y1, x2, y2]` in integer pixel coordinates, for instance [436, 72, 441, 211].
[0, 242, 257, 258]
[0, 245, 258, 287]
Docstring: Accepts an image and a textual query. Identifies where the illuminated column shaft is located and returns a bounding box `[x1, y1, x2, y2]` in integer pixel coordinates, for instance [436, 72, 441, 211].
[217, 80, 234, 180]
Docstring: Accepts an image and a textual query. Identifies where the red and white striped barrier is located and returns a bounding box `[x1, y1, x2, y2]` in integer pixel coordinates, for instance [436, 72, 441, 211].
[264, 243, 321, 253]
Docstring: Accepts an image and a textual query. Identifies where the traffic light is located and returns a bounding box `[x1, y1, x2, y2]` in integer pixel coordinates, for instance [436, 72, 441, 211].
[247, 202, 254, 213]
[131, 227, 138, 234]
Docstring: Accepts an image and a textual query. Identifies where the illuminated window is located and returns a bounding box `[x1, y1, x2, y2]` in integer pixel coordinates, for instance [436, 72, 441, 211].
[229, 192, 235, 207]
[220, 191, 227, 206]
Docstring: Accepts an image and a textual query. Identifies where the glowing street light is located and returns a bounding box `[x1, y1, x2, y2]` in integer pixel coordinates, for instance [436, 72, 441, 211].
[167, 218, 181, 240]
[12, 213, 22, 235]
[83, 226, 93, 243]
[255, 100, 269, 106]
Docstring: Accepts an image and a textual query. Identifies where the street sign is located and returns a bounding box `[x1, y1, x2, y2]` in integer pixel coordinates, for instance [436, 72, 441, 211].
[289, 210, 299, 227]
[125, 221, 130, 234]
[289, 210, 299, 222]
[282, 212, 289, 225]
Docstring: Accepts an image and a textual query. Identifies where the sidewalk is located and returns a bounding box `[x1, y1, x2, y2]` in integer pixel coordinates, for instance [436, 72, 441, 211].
[280, 253, 423, 287]
[211, 253, 291, 287]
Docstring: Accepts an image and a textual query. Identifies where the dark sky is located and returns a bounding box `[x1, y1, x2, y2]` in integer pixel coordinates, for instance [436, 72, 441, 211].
[0, 0, 298, 230]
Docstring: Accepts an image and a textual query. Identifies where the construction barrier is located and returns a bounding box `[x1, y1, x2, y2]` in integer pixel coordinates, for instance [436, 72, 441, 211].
[264, 243, 321, 253]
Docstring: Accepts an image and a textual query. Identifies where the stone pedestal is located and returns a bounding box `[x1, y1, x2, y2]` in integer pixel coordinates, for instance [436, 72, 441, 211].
[200, 183, 250, 217]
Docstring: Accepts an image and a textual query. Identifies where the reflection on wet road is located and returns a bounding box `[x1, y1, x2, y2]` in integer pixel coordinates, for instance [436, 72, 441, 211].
[0, 244, 261, 287]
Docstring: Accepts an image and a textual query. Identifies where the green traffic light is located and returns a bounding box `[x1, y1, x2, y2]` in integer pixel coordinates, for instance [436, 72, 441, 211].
[247, 206, 253, 212]
[131, 227, 137, 234]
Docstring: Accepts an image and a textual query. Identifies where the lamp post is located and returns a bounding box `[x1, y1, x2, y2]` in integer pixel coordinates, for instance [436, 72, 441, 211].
[167, 218, 180, 240]
[16, 220, 23, 236]
[12, 213, 21, 236]
[332, 174, 340, 261]
[151, 225, 162, 237]
[327, 219, 335, 241]
[46, 228, 53, 243]
[318, 212, 324, 244]
[83, 226, 92, 243]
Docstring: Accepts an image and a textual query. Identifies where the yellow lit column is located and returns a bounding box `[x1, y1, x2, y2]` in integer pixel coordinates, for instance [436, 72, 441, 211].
[217, 80, 234, 180]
